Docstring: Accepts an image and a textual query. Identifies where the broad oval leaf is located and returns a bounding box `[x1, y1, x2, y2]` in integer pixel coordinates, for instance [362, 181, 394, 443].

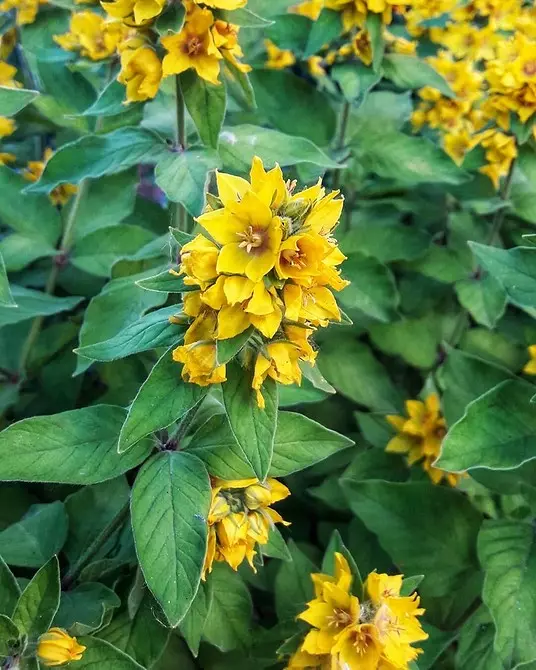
[382, 54, 454, 98]
[0, 405, 152, 484]
[131, 451, 211, 626]
[12, 556, 60, 640]
[75, 637, 145, 669]
[181, 71, 226, 149]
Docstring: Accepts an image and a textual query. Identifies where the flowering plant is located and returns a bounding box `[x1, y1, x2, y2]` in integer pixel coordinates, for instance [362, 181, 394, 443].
[0, 0, 535, 668]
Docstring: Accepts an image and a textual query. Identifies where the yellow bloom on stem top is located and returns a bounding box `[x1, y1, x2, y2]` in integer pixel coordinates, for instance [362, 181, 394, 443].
[0, 0, 46, 25]
[203, 477, 290, 577]
[23, 148, 78, 207]
[288, 553, 428, 670]
[386, 393, 461, 487]
[54, 12, 129, 60]
[101, 0, 165, 26]
[118, 42, 162, 102]
[37, 628, 86, 667]
[171, 156, 348, 407]
[265, 39, 296, 70]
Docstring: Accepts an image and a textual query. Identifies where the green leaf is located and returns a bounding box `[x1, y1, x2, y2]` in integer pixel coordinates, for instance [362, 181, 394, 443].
[437, 380, 536, 473]
[0, 252, 14, 307]
[219, 125, 340, 172]
[12, 556, 60, 640]
[216, 328, 252, 366]
[0, 233, 56, 273]
[455, 273, 507, 328]
[0, 85, 39, 116]
[98, 592, 169, 667]
[341, 221, 431, 262]
[25, 128, 168, 194]
[318, 338, 403, 412]
[155, 148, 221, 217]
[274, 541, 316, 621]
[0, 405, 152, 485]
[181, 71, 225, 149]
[342, 481, 482, 601]
[0, 285, 82, 328]
[269, 412, 353, 476]
[331, 62, 381, 103]
[221, 362, 278, 481]
[401, 575, 425, 596]
[478, 519, 536, 666]
[118, 348, 208, 453]
[264, 14, 311, 53]
[71, 225, 155, 277]
[249, 70, 336, 145]
[219, 7, 272, 26]
[0, 557, 20, 618]
[456, 606, 503, 670]
[202, 564, 252, 652]
[304, 8, 341, 56]
[54, 583, 121, 635]
[366, 12, 385, 72]
[81, 79, 129, 117]
[136, 268, 190, 293]
[0, 502, 67, 568]
[0, 166, 61, 245]
[261, 526, 292, 562]
[179, 581, 211, 657]
[352, 130, 469, 185]
[340, 253, 399, 322]
[322, 530, 363, 598]
[75, 305, 184, 362]
[0, 614, 20, 656]
[131, 451, 211, 627]
[155, 2, 185, 35]
[470, 243, 536, 313]
[382, 54, 454, 98]
[75, 637, 144, 669]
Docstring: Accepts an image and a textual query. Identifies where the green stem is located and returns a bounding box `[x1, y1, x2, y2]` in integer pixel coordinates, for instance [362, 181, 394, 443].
[174, 75, 188, 233]
[332, 100, 351, 192]
[18, 179, 89, 374]
[61, 501, 130, 589]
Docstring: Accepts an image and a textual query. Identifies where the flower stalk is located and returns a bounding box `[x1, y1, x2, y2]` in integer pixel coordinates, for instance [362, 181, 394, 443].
[174, 74, 188, 233]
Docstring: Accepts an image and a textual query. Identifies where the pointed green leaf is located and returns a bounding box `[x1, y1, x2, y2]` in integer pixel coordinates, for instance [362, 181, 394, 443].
[0, 85, 39, 116]
[0, 557, 20, 618]
[179, 581, 212, 657]
[136, 268, 190, 293]
[0, 252, 15, 307]
[131, 452, 211, 626]
[76, 637, 144, 669]
[12, 556, 60, 640]
[181, 71, 226, 149]
[382, 54, 454, 98]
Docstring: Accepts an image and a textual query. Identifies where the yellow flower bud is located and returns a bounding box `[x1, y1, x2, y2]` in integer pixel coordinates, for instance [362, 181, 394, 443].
[37, 628, 86, 667]
[244, 483, 272, 510]
[209, 493, 231, 522]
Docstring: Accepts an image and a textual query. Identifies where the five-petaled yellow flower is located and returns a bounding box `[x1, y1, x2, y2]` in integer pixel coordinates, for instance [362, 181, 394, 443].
[386, 393, 462, 487]
[203, 477, 290, 577]
[54, 12, 129, 60]
[101, 0, 166, 26]
[287, 553, 428, 669]
[37, 628, 86, 667]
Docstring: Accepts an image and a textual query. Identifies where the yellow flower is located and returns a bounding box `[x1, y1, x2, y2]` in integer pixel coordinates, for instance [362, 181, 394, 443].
[0, 30, 17, 59]
[430, 21, 497, 62]
[265, 39, 296, 70]
[162, 5, 222, 85]
[290, 555, 428, 670]
[23, 149, 78, 207]
[352, 29, 372, 66]
[283, 282, 342, 326]
[308, 55, 326, 77]
[54, 12, 128, 60]
[0, 0, 45, 25]
[474, 129, 517, 190]
[37, 628, 86, 667]
[203, 477, 290, 578]
[523, 345, 536, 375]
[386, 393, 462, 487]
[325, 0, 408, 30]
[0, 116, 15, 138]
[0, 152, 16, 165]
[211, 20, 251, 74]
[118, 45, 162, 102]
[101, 0, 165, 26]
[179, 234, 220, 287]
[0, 61, 20, 88]
[443, 128, 475, 166]
[290, 0, 324, 20]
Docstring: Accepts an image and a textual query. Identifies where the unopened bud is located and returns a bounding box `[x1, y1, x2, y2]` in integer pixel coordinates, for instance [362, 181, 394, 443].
[37, 628, 86, 667]
[244, 483, 272, 510]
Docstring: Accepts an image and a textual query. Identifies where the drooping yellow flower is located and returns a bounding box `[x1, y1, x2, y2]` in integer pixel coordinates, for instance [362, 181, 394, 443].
[54, 12, 128, 60]
[101, 0, 165, 27]
[264, 39, 296, 70]
[290, 0, 324, 20]
[523, 345, 536, 375]
[211, 20, 251, 74]
[386, 393, 462, 486]
[37, 628, 86, 667]
[203, 477, 290, 578]
[0, 116, 15, 138]
[178, 234, 220, 288]
[252, 341, 304, 409]
[23, 148, 78, 207]
[0, 0, 46, 25]
[161, 5, 222, 85]
[118, 44, 162, 102]
[289, 554, 428, 670]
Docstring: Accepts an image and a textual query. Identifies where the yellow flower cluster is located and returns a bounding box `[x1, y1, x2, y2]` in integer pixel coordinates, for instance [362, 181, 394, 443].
[204, 477, 290, 577]
[386, 393, 461, 487]
[23, 148, 78, 207]
[54, 11, 131, 60]
[37, 628, 86, 667]
[410, 0, 535, 189]
[287, 553, 428, 670]
[0, 0, 46, 25]
[172, 156, 348, 408]
[325, 0, 410, 31]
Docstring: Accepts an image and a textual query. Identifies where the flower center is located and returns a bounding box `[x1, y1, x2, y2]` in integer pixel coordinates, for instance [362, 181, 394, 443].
[281, 248, 307, 269]
[185, 36, 203, 57]
[327, 608, 353, 629]
[237, 226, 265, 254]
[524, 60, 536, 76]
